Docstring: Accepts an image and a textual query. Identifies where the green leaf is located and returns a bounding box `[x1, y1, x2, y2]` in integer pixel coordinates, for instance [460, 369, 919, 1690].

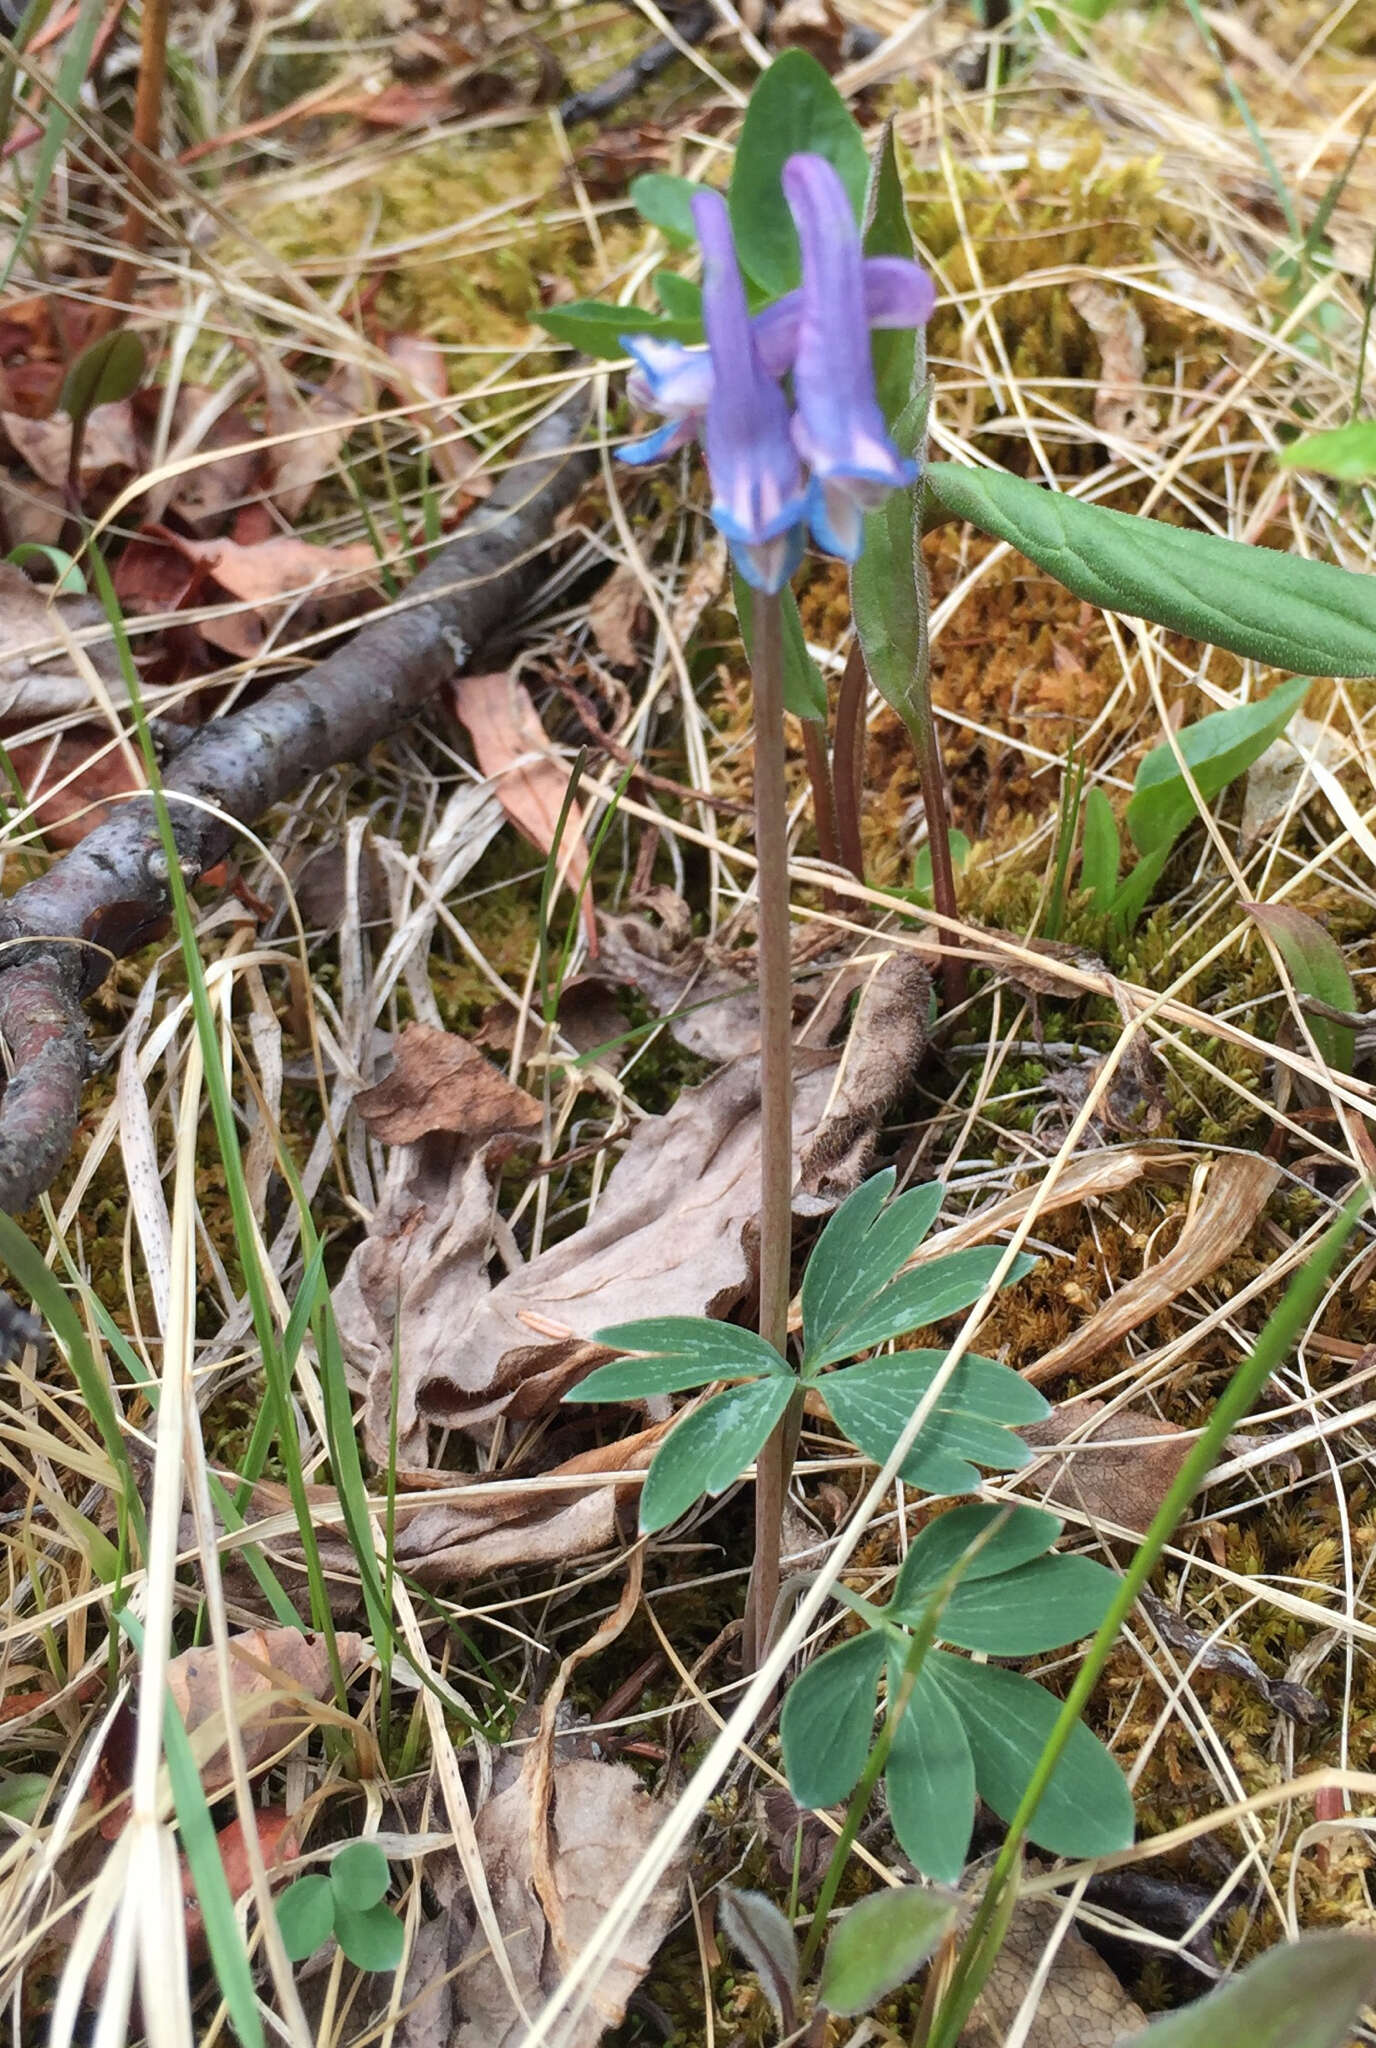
[925, 463, 1376, 679]
[883, 1659, 976, 1882]
[729, 51, 868, 295]
[824, 1349, 1047, 1494]
[1126, 677, 1310, 856]
[0, 1773, 49, 1824]
[1277, 421, 1376, 483]
[60, 329, 145, 424]
[5, 542, 85, 594]
[534, 300, 701, 360]
[329, 1840, 390, 1912]
[1119, 1930, 1376, 2048]
[653, 270, 702, 322]
[801, 1170, 943, 1368]
[808, 1248, 1036, 1370]
[935, 1554, 1119, 1655]
[1080, 787, 1119, 910]
[631, 172, 704, 247]
[851, 387, 931, 740]
[780, 1630, 887, 1807]
[734, 573, 828, 720]
[890, 1502, 1062, 1616]
[1247, 900, 1357, 1073]
[276, 1875, 336, 1962]
[862, 119, 921, 427]
[332, 1899, 406, 1973]
[928, 1651, 1134, 1860]
[570, 1317, 788, 1402]
[638, 1376, 794, 1533]
[818, 1883, 960, 2018]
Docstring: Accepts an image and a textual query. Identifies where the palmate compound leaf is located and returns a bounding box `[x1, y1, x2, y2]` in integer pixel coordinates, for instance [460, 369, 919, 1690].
[568, 1316, 789, 1402]
[926, 1649, 1134, 1861]
[637, 1375, 794, 1533]
[779, 1629, 887, 1808]
[884, 1658, 977, 1883]
[1118, 1929, 1376, 2048]
[807, 1247, 1036, 1374]
[801, 1169, 942, 1369]
[823, 1349, 1049, 1494]
[818, 1883, 961, 2018]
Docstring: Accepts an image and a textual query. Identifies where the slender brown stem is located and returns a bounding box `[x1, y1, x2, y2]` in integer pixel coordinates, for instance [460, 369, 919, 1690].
[744, 589, 796, 1675]
[800, 716, 840, 872]
[88, 0, 171, 338]
[908, 708, 966, 1008]
[832, 642, 867, 883]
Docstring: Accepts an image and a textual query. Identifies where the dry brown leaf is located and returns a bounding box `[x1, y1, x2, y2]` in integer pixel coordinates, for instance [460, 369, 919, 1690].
[167, 1625, 363, 1795]
[1024, 1153, 1281, 1388]
[355, 1022, 542, 1144]
[264, 363, 363, 521]
[133, 384, 263, 531]
[920, 1146, 1190, 1260]
[1067, 282, 1155, 442]
[1019, 1398, 1194, 1534]
[381, 335, 488, 491]
[1242, 713, 1353, 849]
[597, 892, 759, 1061]
[587, 564, 644, 668]
[670, 534, 727, 645]
[4, 728, 144, 848]
[0, 564, 127, 721]
[1, 401, 139, 490]
[0, 467, 65, 548]
[157, 528, 384, 657]
[457, 1755, 686, 2046]
[452, 669, 596, 949]
[799, 952, 929, 1194]
[960, 1897, 1145, 2048]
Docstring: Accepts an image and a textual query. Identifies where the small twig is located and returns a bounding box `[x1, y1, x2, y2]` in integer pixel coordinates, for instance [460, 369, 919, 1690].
[799, 717, 840, 872]
[557, 1, 714, 127]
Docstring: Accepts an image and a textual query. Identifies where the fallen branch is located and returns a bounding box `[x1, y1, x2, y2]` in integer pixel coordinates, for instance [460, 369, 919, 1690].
[557, 2, 714, 127]
[0, 392, 594, 1218]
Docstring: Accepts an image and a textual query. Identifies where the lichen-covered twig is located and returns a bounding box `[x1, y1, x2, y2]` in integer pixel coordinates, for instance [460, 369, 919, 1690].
[0, 393, 594, 1218]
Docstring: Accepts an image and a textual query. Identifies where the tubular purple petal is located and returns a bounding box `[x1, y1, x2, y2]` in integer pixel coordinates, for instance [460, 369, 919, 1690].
[622, 334, 714, 413]
[693, 187, 806, 593]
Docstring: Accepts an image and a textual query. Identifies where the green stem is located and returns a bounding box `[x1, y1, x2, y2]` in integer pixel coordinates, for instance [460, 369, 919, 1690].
[744, 588, 797, 1674]
[831, 643, 867, 884]
[923, 1191, 1366, 2048]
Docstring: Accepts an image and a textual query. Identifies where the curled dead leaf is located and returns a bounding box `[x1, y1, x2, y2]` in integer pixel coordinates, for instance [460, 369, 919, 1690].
[167, 1625, 363, 1796]
[1068, 282, 1155, 443]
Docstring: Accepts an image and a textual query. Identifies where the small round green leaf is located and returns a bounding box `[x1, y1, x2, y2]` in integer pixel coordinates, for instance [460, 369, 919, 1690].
[780, 1630, 887, 1809]
[329, 1840, 390, 1912]
[630, 172, 704, 247]
[818, 1884, 960, 2017]
[333, 1900, 406, 1973]
[276, 1874, 336, 1961]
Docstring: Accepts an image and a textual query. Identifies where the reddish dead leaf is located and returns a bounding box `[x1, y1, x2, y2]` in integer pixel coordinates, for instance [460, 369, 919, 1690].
[451, 669, 596, 950]
[1019, 1398, 1194, 1535]
[151, 528, 385, 657]
[355, 1022, 542, 1145]
[264, 363, 363, 521]
[4, 728, 144, 848]
[329, 79, 462, 126]
[167, 1625, 363, 1797]
[379, 334, 488, 491]
[131, 385, 263, 531]
[183, 1808, 300, 1966]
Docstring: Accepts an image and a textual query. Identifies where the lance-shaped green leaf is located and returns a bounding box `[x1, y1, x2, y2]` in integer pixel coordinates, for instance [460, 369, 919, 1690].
[1277, 421, 1376, 484]
[801, 1169, 943, 1370]
[638, 1376, 794, 1532]
[883, 1659, 977, 1882]
[926, 1650, 1134, 1859]
[1126, 676, 1309, 855]
[1247, 900, 1357, 1073]
[808, 1246, 1036, 1371]
[824, 1350, 1048, 1494]
[735, 573, 828, 720]
[1118, 1930, 1376, 2048]
[890, 1502, 1061, 1615]
[1080, 786, 1120, 910]
[780, 1629, 887, 1807]
[631, 172, 705, 248]
[535, 300, 702, 359]
[851, 385, 931, 740]
[931, 1554, 1119, 1655]
[568, 1317, 788, 1402]
[729, 50, 868, 295]
[926, 463, 1376, 678]
[863, 119, 923, 428]
[819, 1884, 961, 2017]
[60, 329, 145, 424]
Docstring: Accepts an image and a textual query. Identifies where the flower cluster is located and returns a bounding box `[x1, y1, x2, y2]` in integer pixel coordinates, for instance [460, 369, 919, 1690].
[619, 152, 935, 592]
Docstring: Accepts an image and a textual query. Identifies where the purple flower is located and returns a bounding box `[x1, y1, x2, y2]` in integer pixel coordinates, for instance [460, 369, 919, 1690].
[692, 188, 808, 592]
[783, 152, 934, 560]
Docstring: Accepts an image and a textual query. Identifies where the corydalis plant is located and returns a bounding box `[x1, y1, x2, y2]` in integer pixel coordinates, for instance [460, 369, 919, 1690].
[606, 154, 936, 1668]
